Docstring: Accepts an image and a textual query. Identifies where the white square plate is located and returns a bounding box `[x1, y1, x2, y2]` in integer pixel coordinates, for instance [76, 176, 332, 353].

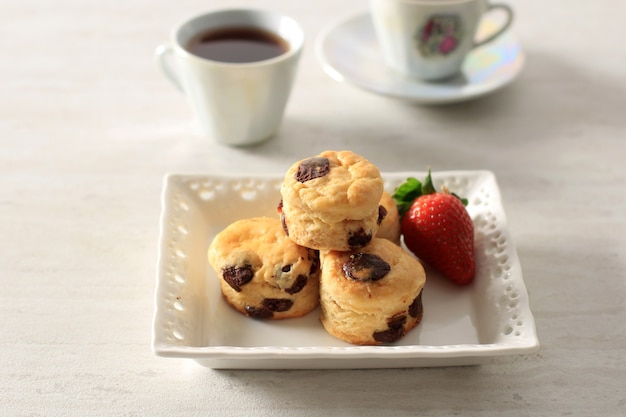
[152, 171, 539, 369]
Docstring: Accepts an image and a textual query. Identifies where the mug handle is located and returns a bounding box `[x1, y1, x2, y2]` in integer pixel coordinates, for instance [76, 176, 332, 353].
[474, 3, 514, 48]
[155, 44, 183, 92]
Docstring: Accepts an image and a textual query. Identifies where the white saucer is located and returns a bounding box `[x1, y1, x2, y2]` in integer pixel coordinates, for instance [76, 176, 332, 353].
[315, 11, 525, 104]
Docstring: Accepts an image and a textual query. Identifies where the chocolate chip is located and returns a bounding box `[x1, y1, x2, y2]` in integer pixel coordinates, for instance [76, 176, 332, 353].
[285, 275, 307, 294]
[222, 265, 254, 292]
[373, 328, 400, 343]
[373, 314, 407, 343]
[347, 228, 372, 248]
[262, 298, 293, 312]
[378, 205, 387, 225]
[276, 200, 289, 235]
[388, 314, 407, 330]
[343, 253, 390, 282]
[280, 212, 289, 236]
[309, 250, 320, 275]
[295, 157, 330, 183]
[244, 305, 273, 319]
[409, 292, 423, 319]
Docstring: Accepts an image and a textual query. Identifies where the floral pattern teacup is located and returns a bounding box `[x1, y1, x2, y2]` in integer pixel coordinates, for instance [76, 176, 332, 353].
[369, 0, 513, 81]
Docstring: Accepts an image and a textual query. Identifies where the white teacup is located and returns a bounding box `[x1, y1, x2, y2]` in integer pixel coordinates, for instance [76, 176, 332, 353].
[369, 0, 514, 81]
[156, 9, 304, 146]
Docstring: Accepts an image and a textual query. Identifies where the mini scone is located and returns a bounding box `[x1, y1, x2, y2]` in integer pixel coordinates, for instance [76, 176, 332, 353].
[208, 217, 320, 319]
[279, 150, 385, 251]
[376, 191, 401, 244]
[319, 238, 426, 345]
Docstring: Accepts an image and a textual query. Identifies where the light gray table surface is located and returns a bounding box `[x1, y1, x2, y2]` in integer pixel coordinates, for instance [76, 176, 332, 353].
[2, 0, 624, 416]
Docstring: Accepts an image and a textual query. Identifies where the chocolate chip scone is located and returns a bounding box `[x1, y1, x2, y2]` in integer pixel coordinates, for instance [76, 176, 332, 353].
[208, 217, 320, 319]
[319, 238, 426, 345]
[376, 191, 401, 245]
[279, 150, 385, 251]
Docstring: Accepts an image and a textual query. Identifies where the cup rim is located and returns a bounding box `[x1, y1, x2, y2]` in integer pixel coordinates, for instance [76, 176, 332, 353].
[170, 8, 305, 67]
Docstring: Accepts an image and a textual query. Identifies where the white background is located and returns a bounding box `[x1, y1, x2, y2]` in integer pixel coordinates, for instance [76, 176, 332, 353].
[1, 0, 624, 415]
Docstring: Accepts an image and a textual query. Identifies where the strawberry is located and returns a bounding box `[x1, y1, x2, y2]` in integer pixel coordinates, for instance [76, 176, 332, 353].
[393, 170, 475, 285]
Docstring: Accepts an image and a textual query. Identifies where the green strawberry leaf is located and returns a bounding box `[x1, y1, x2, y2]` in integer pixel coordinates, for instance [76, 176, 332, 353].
[393, 169, 469, 216]
[452, 192, 469, 206]
[392, 177, 422, 216]
[421, 169, 437, 195]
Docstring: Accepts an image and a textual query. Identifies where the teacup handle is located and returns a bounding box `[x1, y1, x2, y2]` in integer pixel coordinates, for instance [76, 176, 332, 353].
[474, 3, 514, 48]
[155, 44, 183, 92]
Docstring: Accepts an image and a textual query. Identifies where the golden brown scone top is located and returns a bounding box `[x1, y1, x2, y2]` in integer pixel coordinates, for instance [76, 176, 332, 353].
[281, 150, 384, 224]
[321, 238, 426, 314]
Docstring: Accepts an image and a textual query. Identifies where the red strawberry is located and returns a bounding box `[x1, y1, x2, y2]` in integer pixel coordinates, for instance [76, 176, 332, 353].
[393, 170, 475, 285]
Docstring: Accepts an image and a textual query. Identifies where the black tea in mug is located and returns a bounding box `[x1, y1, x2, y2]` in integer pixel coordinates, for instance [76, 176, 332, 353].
[186, 27, 289, 63]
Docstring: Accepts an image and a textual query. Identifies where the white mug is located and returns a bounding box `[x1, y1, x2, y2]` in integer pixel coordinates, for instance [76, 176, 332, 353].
[156, 9, 304, 146]
[369, 0, 514, 81]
